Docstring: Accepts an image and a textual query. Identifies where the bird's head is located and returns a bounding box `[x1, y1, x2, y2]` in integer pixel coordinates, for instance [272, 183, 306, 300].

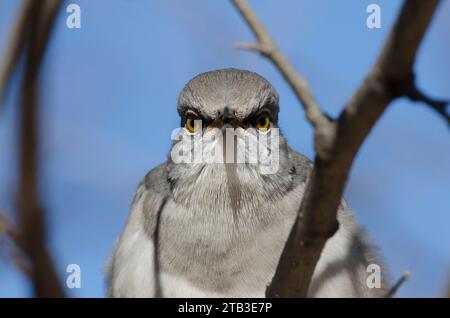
[177, 68, 279, 131]
[167, 68, 294, 209]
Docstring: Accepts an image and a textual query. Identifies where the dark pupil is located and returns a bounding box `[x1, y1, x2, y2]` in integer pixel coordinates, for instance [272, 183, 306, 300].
[259, 116, 266, 126]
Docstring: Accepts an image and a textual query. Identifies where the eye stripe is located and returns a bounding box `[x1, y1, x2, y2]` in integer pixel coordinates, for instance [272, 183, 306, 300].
[180, 105, 213, 125]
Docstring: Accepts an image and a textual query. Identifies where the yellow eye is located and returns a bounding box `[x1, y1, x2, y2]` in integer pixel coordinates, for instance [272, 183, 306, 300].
[186, 116, 201, 133]
[256, 114, 270, 130]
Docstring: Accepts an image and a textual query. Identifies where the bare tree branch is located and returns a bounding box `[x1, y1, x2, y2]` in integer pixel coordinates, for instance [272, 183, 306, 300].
[404, 78, 450, 126]
[231, 0, 328, 129]
[0, 213, 21, 245]
[384, 271, 409, 298]
[0, 212, 33, 277]
[0, 0, 34, 105]
[231, 0, 442, 297]
[0, 0, 64, 297]
[0, 0, 61, 105]
[18, 0, 64, 298]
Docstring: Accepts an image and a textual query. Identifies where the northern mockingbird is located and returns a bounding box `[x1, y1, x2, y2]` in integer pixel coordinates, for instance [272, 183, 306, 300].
[107, 68, 389, 297]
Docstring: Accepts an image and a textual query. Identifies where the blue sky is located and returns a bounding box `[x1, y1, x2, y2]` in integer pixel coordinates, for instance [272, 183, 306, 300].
[0, 0, 449, 297]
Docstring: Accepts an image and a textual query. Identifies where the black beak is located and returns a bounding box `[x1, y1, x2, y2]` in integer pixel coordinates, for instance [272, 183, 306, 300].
[210, 107, 247, 130]
[223, 106, 231, 117]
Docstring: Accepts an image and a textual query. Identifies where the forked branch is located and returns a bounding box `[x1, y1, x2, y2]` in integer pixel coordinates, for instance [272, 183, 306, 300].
[231, 0, 442, 297]
[231, 0, 328, 129]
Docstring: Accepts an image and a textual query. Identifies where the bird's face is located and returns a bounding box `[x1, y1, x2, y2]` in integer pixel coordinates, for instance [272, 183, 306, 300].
[177, 68, 279, 125]
[174, 68, 282, 167]
[167, 69, 293, 209]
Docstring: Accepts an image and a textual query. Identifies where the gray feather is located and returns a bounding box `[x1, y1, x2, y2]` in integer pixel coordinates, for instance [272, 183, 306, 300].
[107, 68, 390, 297]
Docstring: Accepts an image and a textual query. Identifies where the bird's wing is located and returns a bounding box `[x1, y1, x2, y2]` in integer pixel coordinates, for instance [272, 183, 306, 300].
[107, 162, 171, 297]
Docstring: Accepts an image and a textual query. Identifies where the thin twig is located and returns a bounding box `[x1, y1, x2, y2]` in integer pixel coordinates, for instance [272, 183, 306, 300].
[404, 78, 450, 126]
[0, 212, 33, 277]
[384, 271, 410, 298]
[231, 0, 328, 129]
[0, 213, 20, 243]
[0, 212, 18, 244]
[0, 0, 34, 105]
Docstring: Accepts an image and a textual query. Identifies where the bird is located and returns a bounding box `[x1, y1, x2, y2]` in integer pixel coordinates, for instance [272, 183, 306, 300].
[107, 68, 390, 297]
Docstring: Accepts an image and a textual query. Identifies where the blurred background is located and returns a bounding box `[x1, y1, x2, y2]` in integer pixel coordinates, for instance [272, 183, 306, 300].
[0, 0, 449, 297]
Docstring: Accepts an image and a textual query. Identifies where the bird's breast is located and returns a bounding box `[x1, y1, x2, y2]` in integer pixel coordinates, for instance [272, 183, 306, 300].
[156, 177, 305, 296]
